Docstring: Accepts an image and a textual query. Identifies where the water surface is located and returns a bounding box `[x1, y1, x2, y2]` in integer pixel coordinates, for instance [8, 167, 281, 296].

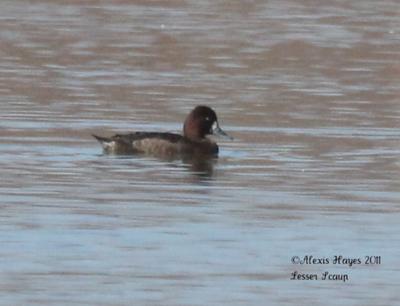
[0, 1, 399, 305]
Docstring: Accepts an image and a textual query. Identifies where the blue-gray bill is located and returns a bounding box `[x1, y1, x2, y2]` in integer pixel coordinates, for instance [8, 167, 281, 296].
[212, 121, 233, 140]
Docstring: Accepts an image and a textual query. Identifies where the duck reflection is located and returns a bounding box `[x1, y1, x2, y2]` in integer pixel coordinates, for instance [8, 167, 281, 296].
[181, 154, 217, 178]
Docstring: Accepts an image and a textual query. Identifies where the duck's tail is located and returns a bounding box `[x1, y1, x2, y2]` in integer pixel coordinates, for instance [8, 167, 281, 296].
[92, 134, 116, 151]
[92, 134, 111, 143]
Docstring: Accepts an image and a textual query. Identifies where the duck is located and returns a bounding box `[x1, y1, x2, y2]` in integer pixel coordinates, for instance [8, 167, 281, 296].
[93, 105, 231, 158]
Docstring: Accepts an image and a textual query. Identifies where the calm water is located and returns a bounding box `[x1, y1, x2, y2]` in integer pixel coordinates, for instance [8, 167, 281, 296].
[1, 1, 399, 305]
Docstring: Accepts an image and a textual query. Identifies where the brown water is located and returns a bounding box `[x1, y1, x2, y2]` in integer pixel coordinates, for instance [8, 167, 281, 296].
[1, 1, 399, 305]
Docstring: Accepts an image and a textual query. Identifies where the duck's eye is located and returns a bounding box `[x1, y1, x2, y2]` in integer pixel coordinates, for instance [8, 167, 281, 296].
[204, 116, 211, 122]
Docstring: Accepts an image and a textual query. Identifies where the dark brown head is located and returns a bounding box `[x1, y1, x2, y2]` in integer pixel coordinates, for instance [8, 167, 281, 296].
[183, 105, 231, 140]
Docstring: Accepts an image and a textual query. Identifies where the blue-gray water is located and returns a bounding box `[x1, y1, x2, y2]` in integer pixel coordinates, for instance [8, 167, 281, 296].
[1, 1, 399, 305]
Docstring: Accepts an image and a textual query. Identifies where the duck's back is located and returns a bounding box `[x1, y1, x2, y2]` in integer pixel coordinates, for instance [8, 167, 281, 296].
[93, 131, 218, 157]
[93, 132, 183, 155]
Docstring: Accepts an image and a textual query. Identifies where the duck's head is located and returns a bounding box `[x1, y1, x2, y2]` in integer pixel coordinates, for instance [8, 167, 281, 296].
[183, 105, 232, 140]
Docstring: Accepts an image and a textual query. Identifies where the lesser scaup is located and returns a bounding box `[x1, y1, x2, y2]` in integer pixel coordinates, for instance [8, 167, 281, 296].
[93, 105, 231, 157]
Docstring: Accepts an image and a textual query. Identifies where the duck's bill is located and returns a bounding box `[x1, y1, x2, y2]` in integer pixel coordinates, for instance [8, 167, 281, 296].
[212, 121, 233, 140]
